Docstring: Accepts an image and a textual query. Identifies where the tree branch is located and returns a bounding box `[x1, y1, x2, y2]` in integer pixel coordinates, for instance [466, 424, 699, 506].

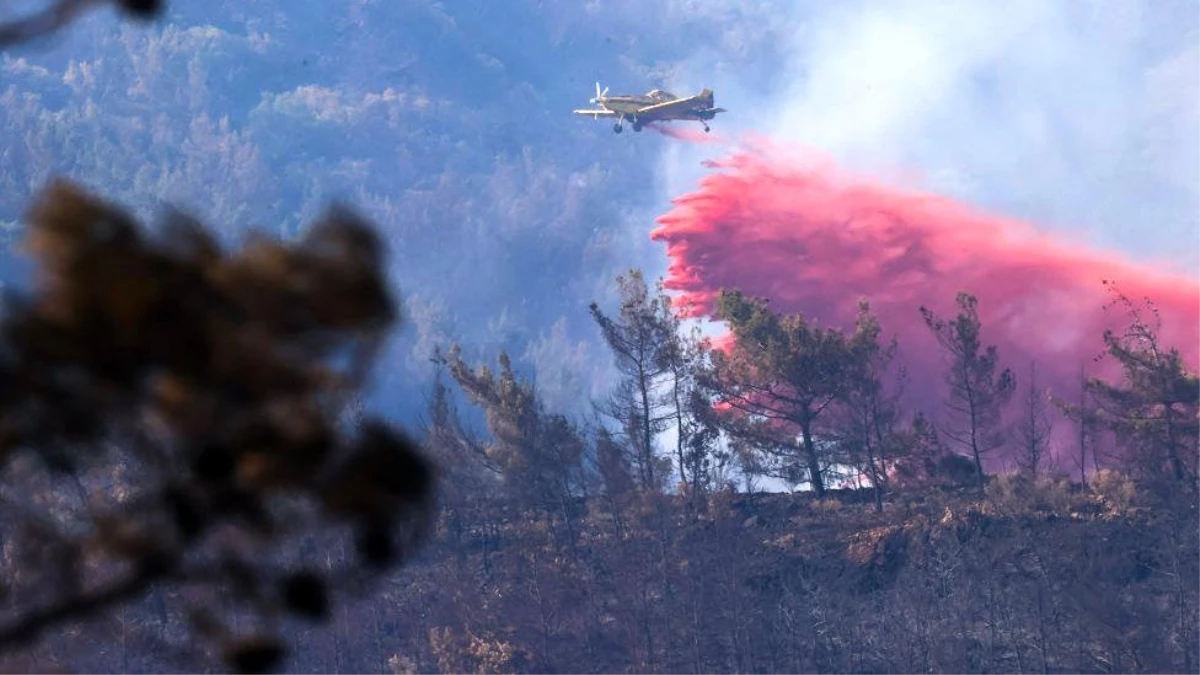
[0, 0, 108, 48]
[0, 556, 176, 649]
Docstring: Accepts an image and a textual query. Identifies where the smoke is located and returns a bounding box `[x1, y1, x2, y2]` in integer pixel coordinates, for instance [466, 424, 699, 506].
[651, 138, 1200, 467]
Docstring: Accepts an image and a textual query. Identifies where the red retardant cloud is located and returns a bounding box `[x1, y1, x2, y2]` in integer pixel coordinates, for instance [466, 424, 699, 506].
[651, 139, 1200, 469]
[646, 122, 728, 144]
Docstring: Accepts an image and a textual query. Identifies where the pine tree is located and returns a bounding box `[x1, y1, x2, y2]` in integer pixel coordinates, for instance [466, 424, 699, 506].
[699, 291, 880, 499]
[834, 303, 904, 511]
[421, 350, 498, 506]
[661, 312, 715, 493]
[589, 270, 677, 491]
[444, 346, 585, 517]
[920, 292, 1016, 489]
[1084, 283, 1199, 486]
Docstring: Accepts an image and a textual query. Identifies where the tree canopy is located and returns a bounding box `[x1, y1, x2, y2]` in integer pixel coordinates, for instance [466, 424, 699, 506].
[699, 290, 885, 498]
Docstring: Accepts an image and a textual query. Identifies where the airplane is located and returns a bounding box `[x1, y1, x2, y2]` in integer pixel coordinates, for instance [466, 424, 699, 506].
[573, 82, 727, 134]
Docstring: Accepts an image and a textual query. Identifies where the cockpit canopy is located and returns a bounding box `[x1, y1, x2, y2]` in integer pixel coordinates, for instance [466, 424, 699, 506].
[645, 89, 677, 102]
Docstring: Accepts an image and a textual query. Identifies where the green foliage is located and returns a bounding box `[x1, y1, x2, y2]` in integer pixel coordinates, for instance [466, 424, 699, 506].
[702, 290, 883, 497]
[920, 292, 1016, 487]
[444, 346, 584, 513]
[830, 303, 905, 511]
[1083, 283, 1199, 485]
[590, 271, 719, 497]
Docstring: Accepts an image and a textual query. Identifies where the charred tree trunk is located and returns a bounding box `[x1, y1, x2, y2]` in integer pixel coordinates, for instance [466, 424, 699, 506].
[800, 419, 826, 499]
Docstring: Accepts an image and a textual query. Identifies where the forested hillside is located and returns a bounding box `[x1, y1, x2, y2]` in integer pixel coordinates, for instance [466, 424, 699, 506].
[7, 266, 1195, 673]
[9, 256, 1193, 673]
[0, 0, 795, 423]
[381, 269, 1200, 672]
[378, 271, 1197, 674]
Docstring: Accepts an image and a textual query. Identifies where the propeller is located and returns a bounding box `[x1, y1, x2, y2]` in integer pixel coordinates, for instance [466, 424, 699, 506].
[589, 81, 609, 103]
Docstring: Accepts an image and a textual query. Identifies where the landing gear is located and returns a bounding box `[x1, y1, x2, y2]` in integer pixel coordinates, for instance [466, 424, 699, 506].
[702, 123, 711, 133]
[612, 122, 623, 134]
[632, 122, 643, 132]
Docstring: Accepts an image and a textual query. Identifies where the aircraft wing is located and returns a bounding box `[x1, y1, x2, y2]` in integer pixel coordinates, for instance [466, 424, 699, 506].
[635, 97, 699, 118]
[573, 108, 618, 117]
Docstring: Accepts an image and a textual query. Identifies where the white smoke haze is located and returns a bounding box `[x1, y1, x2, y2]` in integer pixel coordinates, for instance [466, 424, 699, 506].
[657, 0, 1199, 276]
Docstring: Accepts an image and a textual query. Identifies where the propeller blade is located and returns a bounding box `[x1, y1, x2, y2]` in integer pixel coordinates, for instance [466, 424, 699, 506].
[590, 82, 610, 105]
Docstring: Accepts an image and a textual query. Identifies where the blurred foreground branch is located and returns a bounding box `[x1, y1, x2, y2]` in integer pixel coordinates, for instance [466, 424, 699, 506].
[0, 180, 434, 672]
[0, 0, 160, 49]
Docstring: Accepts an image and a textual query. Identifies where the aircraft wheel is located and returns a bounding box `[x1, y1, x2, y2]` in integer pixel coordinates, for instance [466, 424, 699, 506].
[632, 123, 643, 132]
[613, 123, 623, 134]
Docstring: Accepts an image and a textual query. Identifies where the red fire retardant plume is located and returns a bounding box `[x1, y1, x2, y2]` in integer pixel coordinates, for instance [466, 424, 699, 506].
[646, 122, 728, 144]
[651, 138, 1200, 469]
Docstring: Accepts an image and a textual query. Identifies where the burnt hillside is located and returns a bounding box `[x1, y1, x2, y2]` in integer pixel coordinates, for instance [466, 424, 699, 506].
[362, 474, 1196, 674]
